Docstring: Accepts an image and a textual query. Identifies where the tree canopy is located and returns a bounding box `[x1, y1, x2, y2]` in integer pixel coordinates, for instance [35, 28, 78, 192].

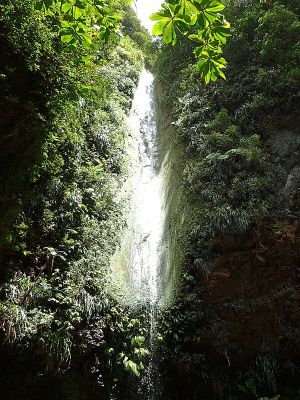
[35, 0, 230, 82]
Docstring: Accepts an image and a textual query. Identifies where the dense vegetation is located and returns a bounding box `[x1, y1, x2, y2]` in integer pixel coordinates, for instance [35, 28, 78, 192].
[0, 0, 299, 398]
[155, 0, 300, 398]
[0, 1, 152, 398]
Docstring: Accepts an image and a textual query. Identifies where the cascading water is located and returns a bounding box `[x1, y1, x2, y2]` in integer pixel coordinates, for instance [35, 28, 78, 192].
[130, 70, 163, 399]
[128, 70, 163, 310]
[111, 69, 165, 398]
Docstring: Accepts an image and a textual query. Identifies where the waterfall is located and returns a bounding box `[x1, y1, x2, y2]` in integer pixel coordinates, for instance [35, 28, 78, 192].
[129, 70, 163, 399]
[127, 70, 163, 309]
[111, 69, 164, 398]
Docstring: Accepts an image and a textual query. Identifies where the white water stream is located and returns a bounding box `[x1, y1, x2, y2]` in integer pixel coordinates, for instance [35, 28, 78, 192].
[128, 70, 163, 308]
[111, 69, 164, 398]
[130, 69, 163, 399]
[112, 70, 164, 307]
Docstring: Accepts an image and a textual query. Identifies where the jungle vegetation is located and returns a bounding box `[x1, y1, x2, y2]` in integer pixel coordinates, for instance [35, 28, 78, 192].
[155, 0, 300, 398]
[0, 0, 152, 398]
[0, 0, 299, 399]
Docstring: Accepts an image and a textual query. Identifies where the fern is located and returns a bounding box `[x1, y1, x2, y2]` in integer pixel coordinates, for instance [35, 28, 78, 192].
[45, 327, 72, 370]
[0, 304, 29, 343]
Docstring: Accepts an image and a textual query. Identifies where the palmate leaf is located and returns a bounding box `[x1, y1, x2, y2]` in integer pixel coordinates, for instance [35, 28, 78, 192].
[174, 14, 191, 34]
[196, 51, 227, 83]
[152, 19, 168, 35]
[205, 0, 225, 12]
[211, 21, 231, 43]
[163, 20, 177, 44]
[194, 45, 204, 57]
[59, 25, 75, 42]
[152, 0, 230, 84]
[189, 33, 200, 41]
[60, 34, 73, 43]
[124, 359, 140, 376]
[34, 0, 56, 16]
[150, 10, 167, 21]
[179, 0, 198, 15]
[151, 8, 189, 45]
[192, 0, 224, 26]
[193, 0, 225, 13]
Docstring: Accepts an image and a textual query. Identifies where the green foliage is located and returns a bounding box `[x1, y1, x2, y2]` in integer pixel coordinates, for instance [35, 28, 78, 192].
[156, 0, 299, 270]
[0, 0, 150, 396]
[237, 364, 281, 400]
[159, 285, 204, 347]
[179, 105, 279, 241]
[155, 0, 300, 397]
[151, 0, 230, 82]
[33, 0, 229, 82]
[34, 0, 122, 60]
[121, 5, 159, 69]
[238, 377, 259, 398]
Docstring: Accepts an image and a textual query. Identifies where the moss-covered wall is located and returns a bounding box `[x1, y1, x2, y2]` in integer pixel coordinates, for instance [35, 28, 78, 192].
[155, 0, 300, 398]
[155, 82, 191, 305]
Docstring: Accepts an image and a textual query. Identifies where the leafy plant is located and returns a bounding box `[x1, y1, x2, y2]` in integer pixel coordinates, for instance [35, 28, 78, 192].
[151, 0, 230, 82]
[238, 377, 259, 398]
[34, 0, 122, 60]
[0, 0, 148, 395]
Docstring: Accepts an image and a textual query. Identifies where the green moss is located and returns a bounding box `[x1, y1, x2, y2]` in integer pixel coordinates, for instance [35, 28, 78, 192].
[0, 0, 152, 397]
[155, 0, 300, 398]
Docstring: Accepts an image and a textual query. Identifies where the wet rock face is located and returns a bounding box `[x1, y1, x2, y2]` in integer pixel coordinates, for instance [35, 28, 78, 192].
[270, 129, 300, 168]
[285, 166, 300, 213]
[201, 222, 300, 387]
[268, 123, 300, 214]
[158, 119, 300, 399]
[160, 222, 300, 400]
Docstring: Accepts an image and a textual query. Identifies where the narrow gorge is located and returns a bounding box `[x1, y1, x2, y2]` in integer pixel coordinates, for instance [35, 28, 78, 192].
[0, 0, 299, 399]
